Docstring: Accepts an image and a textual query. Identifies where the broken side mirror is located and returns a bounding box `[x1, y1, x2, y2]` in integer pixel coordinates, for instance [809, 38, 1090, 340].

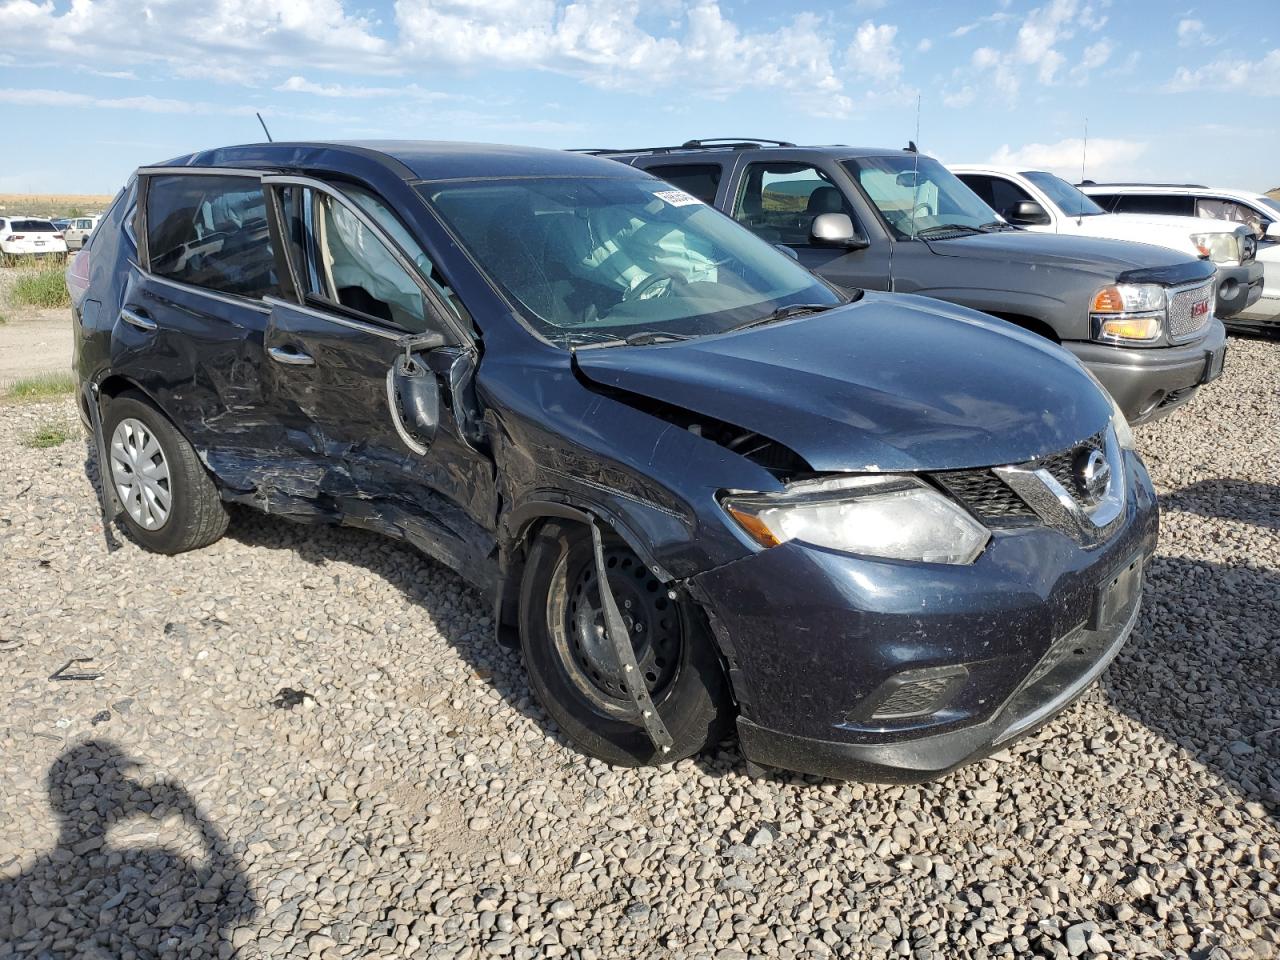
[388, 331, 445, 453]
[810, 212, 870, 250]
[1007, 200, 1051, 226]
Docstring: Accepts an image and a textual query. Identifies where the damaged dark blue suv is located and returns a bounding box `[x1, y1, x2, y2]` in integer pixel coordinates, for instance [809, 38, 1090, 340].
[70, 141, 1159, 782]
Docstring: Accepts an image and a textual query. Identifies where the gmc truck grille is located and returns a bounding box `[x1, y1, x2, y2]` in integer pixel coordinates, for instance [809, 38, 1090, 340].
[1167, 281, 1214, 342]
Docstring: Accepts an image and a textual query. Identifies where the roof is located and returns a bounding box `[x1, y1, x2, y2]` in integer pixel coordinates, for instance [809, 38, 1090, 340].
[584, 142, 916, 162]
[151, 140, 654, 183]
[1078, 183, 1272, 203]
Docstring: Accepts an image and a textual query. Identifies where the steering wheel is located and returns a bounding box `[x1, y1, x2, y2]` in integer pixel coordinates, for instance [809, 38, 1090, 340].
[912, 200, 935, 219]
[623, 272, 680, 303]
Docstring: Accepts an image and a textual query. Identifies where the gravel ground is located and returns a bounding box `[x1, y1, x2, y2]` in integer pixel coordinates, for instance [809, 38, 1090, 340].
[1, 338, 1276, 960]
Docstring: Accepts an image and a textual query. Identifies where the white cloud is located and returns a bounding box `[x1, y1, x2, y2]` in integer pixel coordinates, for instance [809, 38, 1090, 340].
[276, 76, 451, 101]
[0, 0, 393, 79]
[1176, 18, 1216, 47]
[849, 21, 901, 82]
[1167, 49, 1280, 92]
[988, 137, 1148, 179]
[951, 12, 1013, 38]
[916, 38, 933, 53]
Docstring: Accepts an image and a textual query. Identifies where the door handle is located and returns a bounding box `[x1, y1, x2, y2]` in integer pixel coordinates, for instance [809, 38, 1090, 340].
[120, 306, 156, 332]
[268, 344, 316, 366]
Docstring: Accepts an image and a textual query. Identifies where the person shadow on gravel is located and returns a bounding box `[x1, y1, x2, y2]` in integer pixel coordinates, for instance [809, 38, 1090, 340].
[0, 740, 257, 957]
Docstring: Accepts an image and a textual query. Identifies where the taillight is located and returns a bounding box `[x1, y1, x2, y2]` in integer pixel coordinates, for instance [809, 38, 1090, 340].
[53, 232, 64, 239]
[66, 248, 91, 300]
[6, 234, 24, 241]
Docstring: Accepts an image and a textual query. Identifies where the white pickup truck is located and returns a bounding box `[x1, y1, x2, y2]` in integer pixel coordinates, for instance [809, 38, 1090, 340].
[951, 165, 1263, 322]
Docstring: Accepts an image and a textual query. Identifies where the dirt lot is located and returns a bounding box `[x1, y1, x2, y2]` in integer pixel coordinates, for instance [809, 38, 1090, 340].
[0, 333, 1276, 958]
[0, 193, 115, 220]
[0, 263, 74, 391]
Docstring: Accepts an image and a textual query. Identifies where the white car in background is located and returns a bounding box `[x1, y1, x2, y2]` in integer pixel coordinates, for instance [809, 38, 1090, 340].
[950, 166, 1264, 323]
[1078, 182, 1280, 328]
[63, 215, 101, 251]
[0, 216, 69, 263]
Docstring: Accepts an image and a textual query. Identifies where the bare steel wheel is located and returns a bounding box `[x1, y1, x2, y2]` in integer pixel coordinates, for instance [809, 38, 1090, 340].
[110, 417, 172, 530]
[547, 545, 682, 715]
[519, 521, 732, 767]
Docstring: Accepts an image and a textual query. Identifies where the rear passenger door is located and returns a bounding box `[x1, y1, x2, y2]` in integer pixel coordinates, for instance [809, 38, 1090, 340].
[260, 175, 497, 569]
[123, 169, 281, 472]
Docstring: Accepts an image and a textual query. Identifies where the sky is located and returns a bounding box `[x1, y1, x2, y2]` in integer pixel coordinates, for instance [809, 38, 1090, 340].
[0, 0, 1277, 197]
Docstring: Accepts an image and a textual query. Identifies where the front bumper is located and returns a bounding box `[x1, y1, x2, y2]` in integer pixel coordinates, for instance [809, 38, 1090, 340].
[1066, 319, 1227, 425]
[1214, 260, 1264, 320]
[691, 451, 1159, 783]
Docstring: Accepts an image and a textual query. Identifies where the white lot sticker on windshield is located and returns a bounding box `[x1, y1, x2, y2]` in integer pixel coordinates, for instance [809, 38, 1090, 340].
[653, 189, 702, 207]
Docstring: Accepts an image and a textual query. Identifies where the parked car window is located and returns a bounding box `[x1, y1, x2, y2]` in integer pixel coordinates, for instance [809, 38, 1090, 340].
[644, 164, 723, 205]
[731, 163, 857, 245]
[1021, 172, 1105, 218]
[1196, 197, 1265, 238]
[845, 156, 996, 239]
[278, 185, 447, 334]
[1108, 194, 1195, 217]
[145, 174, 277, 299]
[956, 174, 1035, 220]
[423, 176, 840, 346]
[10, 220, 58, 232]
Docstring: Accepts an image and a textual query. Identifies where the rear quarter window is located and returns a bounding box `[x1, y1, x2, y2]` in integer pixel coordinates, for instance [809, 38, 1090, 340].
[642, 164, 723, 204]
[144, 174, 277, 299]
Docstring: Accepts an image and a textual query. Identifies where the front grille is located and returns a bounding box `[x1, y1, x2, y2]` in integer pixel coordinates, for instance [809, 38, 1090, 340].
[934, 469, 1036, 523]
[1033, 429, 1105, 498]
[1167, 282, 1213, 342]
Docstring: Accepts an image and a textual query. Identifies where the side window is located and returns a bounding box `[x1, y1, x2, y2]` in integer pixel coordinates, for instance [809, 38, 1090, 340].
[956, 174, 996, 207]
[278, 184, 466, 333]
[1111, 194, 1194, 217]
[643, 164, 722, 204]
[988, 177, 1035, 218]
[732, 162, 856, 245]
[1196, 197, 1264, 238]
[145, 174, 277, 298]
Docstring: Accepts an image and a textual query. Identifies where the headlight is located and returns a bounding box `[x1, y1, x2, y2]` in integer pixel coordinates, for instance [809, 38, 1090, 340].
[1090, 283, 1164, 342]
[1079, 365, 1136, 449]
[1190, 231, 1240, 264]
[720, 475, 990, 564]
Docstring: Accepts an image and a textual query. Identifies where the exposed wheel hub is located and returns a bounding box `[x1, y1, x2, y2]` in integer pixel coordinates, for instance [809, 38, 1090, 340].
[564, 548, 680, 703]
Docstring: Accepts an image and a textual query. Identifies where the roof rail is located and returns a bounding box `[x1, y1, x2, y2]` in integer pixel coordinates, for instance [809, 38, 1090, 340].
[568, 137, 795, 158]
[1077, 181, 1209, 189]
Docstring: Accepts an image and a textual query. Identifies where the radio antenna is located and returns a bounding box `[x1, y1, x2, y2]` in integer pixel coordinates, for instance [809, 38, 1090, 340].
[256, 112, 274, 143]
[1081, 117, 1088, 184]
[908, 94, 922, 240]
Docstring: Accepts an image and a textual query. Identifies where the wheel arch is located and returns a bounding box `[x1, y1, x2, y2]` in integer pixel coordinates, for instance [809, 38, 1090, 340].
[493, 497, 676, 649]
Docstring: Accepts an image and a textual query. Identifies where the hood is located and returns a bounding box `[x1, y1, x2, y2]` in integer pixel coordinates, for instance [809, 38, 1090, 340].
[923, 229, 1206, 280]
[1070, 212, 1244, 241]
[573, 293, 1113, 474]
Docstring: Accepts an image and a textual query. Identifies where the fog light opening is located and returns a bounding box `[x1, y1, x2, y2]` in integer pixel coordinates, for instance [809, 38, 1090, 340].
[850, 666, 970, 723]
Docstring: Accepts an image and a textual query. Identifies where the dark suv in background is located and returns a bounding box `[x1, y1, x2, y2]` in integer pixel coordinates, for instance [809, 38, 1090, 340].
[592, 139, 1228, 424]
[70, 140, 1157, 783]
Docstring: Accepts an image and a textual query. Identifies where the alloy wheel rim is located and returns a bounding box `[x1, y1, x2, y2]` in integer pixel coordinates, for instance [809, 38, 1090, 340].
[110, 417, 172, 530]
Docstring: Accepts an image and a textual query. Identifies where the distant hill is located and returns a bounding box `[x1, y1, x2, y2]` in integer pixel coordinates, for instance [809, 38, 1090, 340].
[1268, 187, 1280, 201]
[0, 193, 115, 219]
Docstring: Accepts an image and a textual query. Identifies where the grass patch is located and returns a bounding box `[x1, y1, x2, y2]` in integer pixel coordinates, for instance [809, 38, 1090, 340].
[21, 419, 78, 449]
[8, 263, 71, 309]
[7, 372, 77, 400]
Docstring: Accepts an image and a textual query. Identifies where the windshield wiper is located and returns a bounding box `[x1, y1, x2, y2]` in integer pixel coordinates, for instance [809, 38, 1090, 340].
[979, 220, 1017, 232]
[571, 330, 695, 350]
[915, 223, 985, 238]
[732, 303, 836, 332]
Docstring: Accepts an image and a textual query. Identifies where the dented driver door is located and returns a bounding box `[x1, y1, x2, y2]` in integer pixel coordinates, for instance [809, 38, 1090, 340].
[258, 175, 497, 583]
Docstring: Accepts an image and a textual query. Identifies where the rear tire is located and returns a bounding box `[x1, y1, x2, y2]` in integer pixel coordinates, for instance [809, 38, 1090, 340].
[519, 521, 732, 766]
[102, 393, 228, 554]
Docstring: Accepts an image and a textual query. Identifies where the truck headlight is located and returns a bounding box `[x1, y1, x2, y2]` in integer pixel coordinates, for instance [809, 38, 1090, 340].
[1091, 283, 1164, 342]
[1191, 232, 1240, 265]
[720, 475, 990, 564]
